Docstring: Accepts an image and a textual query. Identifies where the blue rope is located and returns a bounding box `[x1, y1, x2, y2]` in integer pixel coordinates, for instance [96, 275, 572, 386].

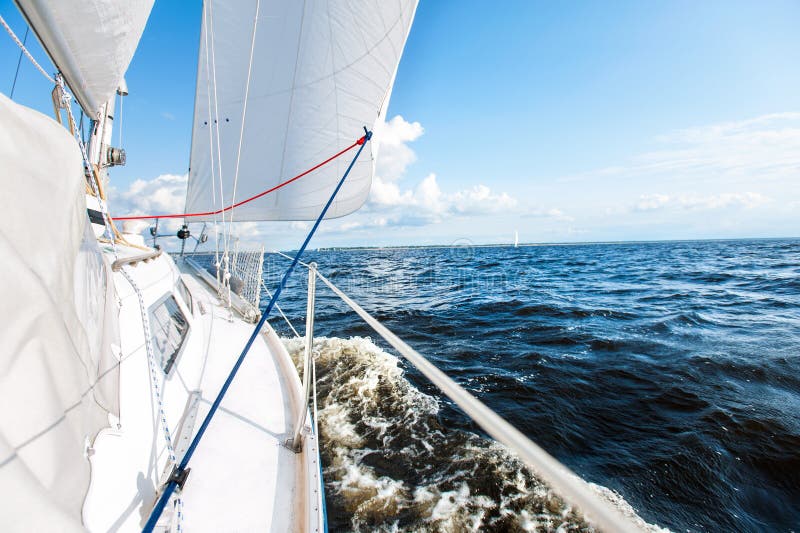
[142, 129, 371, 532]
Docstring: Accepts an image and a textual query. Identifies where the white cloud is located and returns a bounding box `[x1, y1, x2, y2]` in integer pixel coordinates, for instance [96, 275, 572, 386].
[634, 192, 770, 212]
[563, 112, 800, 184]
[335, 217, 389, 232]
[368, 173, 518, 226]
[111, 173, 187, 214]
[374, 115, 424, 182]
[108, 173, 188, 234]
[634, 194, 672, 211]
[289, 221, 309, 231]
[522, 207, 575, 222]
[449, 184, 516, 215]
[366, 115, 520, 227]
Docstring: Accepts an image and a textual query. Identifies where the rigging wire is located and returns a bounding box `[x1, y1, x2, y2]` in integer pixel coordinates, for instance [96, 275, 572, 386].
[206, 0, 231, 305]
[226, 0, 261, 244]
[0, 14, 54, 83]
[218, 0, 261, 315]
[9, 26, 28, 98]
[201, 0, 222, 289]
[260, 278, 301, 338]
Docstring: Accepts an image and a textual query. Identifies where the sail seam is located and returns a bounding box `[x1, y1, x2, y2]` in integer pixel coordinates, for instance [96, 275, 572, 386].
[276, 0, 309, 214]
[326, 0, 342, 213]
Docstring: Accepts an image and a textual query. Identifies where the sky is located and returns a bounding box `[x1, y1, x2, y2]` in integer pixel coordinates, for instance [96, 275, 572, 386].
[2, 0, 799, 249]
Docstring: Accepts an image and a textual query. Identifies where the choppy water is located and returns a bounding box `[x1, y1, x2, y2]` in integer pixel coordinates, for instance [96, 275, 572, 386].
[258, 238, 800, 532]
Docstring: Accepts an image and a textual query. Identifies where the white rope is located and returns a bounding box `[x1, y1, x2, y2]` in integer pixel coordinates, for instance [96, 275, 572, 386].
[121, 269, 183, 531]
[202, 1, 222, 290]
[218, 0, 261, 318]
[227, 0, 261, 235]
[271, 257, 644, 533]
[206, 0, 232, 310]
[0, 14, 54, 83]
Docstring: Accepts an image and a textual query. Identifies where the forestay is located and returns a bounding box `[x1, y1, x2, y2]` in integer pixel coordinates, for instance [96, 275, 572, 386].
[185, 0, 418, 222]
[15, 0, 154, 115]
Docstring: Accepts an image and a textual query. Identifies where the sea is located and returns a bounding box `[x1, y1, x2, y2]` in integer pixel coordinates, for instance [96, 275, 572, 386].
[252, 238, 799, 532]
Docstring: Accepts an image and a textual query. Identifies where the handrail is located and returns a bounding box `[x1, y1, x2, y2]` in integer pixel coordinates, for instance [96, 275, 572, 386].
[277, 250, 643, 533]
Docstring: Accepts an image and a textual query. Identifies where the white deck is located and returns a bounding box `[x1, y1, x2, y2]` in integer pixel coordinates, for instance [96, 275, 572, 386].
[179, 270, 301, 531]
[84, 242, 323, 532]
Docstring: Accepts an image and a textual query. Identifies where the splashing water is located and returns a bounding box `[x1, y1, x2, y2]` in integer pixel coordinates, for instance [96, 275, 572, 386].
[284, 336, 667, 532]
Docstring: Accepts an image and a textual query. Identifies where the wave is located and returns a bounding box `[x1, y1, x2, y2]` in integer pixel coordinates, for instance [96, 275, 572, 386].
[283, 336, 668, 532]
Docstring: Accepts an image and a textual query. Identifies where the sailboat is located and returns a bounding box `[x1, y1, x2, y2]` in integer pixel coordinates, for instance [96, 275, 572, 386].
[1, 1, 651, 532]
[514, 230, 519, 248]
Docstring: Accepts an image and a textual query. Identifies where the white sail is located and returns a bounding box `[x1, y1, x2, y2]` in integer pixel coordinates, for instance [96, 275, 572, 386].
[185, 0, 418, 222]
[15, 0, 154, 115]
[0, 93, 120, 530]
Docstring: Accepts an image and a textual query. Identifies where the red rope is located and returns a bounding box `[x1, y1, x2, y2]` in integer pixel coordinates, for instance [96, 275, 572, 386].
[114, 136, 366, 221]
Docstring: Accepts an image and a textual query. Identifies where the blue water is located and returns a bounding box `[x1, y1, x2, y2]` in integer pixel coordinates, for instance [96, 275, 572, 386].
[259, 238, 800, 531]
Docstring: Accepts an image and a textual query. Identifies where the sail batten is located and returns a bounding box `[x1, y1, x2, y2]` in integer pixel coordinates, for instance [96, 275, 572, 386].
[186, 0, 418, 222]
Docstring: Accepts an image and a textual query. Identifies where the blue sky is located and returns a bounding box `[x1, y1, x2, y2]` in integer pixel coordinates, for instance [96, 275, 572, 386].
[2, 1, 799, 248]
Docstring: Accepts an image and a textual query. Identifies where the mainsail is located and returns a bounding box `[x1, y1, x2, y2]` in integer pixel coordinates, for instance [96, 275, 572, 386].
[14, 0, 154, 115]
[185, 0, 418, 222]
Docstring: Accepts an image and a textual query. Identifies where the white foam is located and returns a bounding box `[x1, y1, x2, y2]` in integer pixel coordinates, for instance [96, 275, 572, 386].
[283, 335, 670, 532]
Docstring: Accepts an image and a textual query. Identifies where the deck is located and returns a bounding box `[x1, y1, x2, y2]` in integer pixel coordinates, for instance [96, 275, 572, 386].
[84, 245, 322, 532]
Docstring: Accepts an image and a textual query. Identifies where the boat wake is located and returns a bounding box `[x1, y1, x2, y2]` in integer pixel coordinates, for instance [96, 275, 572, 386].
[283, 336, 668, 532]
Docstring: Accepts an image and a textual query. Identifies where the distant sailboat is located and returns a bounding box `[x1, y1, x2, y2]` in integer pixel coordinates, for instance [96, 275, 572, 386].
[514, 230, 519, 248]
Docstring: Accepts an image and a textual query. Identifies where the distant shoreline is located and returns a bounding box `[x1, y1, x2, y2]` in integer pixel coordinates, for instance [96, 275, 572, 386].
[313, 236, 799, 252]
